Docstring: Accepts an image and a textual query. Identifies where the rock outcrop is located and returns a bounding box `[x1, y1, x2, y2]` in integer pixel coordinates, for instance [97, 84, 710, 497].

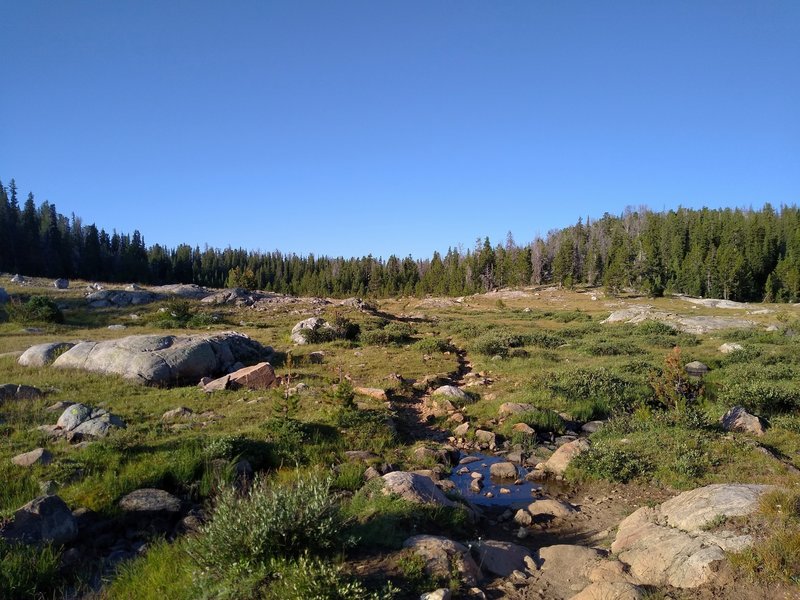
[202, 362, 277, 392]
[291, 317, 326, 344]
[611, 483, 771, 588]
[0, 383, 43, 402]
[18, 342, 76, 367]
[37, 332, 268, 386]
[403, 535, 480, 586]
[720, 406, 767, 436]
[382, 471, 455, 507]
[54, 403, 126, 438]
[543, 439, 590, 477]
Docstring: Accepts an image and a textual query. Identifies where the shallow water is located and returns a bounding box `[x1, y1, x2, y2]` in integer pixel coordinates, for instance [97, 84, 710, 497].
[449, 452, 544, 509]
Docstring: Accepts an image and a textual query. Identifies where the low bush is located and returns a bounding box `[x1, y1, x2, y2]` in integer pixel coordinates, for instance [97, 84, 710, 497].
[7, 295, 63, 324]
[719, 381, 800, 415]
[188, 474, 349, 589]
[570, 441, 653, 483]
[506, 409, 565, 434]
[541, 367, 648, 412]
[413, 337, 455, 354]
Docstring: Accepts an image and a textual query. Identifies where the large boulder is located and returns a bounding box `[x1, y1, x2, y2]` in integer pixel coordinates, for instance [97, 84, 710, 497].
[86, 289, 158, 308]
[403, 535, 480, 587]
[471, 539, 532, 577]
[382, 471, 455, 507]
[151, 283, 211, 299]
[47, 332, 268, 386]
[291, 317, 326, 344]
[202, 362, 276, 392]
[18, 342, 76, 367]
[611, 484, 771, 588]
[55, 403, 126, 438]
[720, 406, 766, 436]
[543, 438, 590, 477]
[719, 342, 744, 354]
[0, 495, 78, 545]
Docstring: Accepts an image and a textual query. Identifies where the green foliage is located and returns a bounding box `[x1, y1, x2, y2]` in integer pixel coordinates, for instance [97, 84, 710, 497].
[0, 539, 62, 600]
[719, 381, 800, 415]
[7, 295, 64, 324]
[333, 380, 356, 409]
[149, 298, 218, 329]
[650, 347, 704, 414]
[332, 462, 367, 492]
[187, 474, 349, 590]
[571, 440, 653, 483]
[413, 337, 455, 354]
[541, 367, 648, 412]
[506, 409, 565, 434]
[106, 539, 195, 600]
[360, 321, 413, 346]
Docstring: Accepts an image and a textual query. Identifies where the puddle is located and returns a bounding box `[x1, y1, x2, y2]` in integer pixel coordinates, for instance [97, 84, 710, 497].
[449, 452, 543, 509]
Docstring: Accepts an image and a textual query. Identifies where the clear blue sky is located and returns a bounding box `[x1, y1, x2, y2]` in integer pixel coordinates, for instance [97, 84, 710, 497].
[1, 1, 798, 259]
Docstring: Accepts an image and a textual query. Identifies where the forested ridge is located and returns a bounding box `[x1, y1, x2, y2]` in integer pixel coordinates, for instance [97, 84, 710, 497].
[1, 178, 799, 301]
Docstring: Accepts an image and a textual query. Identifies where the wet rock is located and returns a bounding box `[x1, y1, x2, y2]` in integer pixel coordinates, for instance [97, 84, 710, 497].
[56, 403, 126, 438]
[0, 495, 78, 544]
[489, 461, 517, 479]
[513, 509, 532, 526]
[472, 539, 532, 577]
[12, 448, 53, 467]
[48, 332, 268, 386]
[612, 484, 771, 588]
[720, 406, 766, 436]
[18, 342, 76, 367]
[404, 535, 480, 587]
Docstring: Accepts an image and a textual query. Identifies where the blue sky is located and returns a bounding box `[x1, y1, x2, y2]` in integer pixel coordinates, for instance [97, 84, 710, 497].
[1, 1, 798, 258]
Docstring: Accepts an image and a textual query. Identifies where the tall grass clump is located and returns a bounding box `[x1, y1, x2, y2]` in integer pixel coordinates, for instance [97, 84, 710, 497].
[0, 540, 62, 600]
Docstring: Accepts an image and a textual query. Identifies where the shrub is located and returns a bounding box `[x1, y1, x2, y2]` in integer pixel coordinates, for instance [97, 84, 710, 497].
[7, 295, 64, 324]
[571, 441, 652, 483]
[581, 340, 640, 356]
[188, 474, 349, 585]
[526, 330, 566, 349]
[719, 381, 800, 415]
[543, 367, 648, 411]
[507, 409, 565, 434]
[413, 337, 454, 354]
[360, 322, 413, 346]
[635, 321, 677, 336]
[471, 329, 525, 357]
[650, 347, 704, 415]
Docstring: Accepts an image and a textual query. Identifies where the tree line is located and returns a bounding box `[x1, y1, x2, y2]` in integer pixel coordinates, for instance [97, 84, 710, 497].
[1, 178, 799, 302]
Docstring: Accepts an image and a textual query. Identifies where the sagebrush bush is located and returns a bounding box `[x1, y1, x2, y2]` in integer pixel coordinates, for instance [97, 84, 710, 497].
[541, 367, 648, 411]
[263, 554, 392, 599]
[570, 441, 652, 483]
[188, 474, 349, 586]
[413, 337, 454, 354]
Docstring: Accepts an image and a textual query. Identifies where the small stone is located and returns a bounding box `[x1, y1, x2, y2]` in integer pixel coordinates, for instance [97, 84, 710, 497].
[489, 461, 517, 479]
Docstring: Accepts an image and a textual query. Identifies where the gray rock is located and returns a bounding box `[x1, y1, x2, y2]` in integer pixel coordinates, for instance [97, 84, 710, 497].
[18, 342, 76, 367]
[0, 287, 8, 303]
[453, 422, 470, 437]
[0, 383, 44, 402]
[581, 420, 605, 434]
[472, 539, 532, 577]
[489, 461, 517, 479]
[53, 279, 69, 289]
[684, 361, 709, 377]
[612, 484, 771, 588]
[161, 407, 194, 421]
[474, 429, 497, 449]
[12, 448, 53, 467]
[0, 495, 78, 544]
[119, 488, 182, 513]
[11, 274, 24, 283]
[151, 283, 211, 299]
[404, 535, 479, 587]
[498, 402, 534, 417]
[527, 498, 576, 518]
[382, 472, 455, 507]
[291, 317, 326, 344]
[571, 582, 644, 600]
[56, 403, 126, 438]
[720, 406, 766, 436]
[420, 589, 451, 600]
[719, 342, 744, 354]
[48, 331, 268, 386]
[432, 385, 469, 403]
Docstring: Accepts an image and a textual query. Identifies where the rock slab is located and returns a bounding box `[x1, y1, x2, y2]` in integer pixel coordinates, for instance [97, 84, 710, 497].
[404, 535, 480, 586]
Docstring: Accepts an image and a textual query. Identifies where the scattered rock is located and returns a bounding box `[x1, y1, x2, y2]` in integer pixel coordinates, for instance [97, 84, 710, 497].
[404, 535, 480, 587]
[612, 484, 771, 588]
[453, 422, 470, 437]
[684, 361, 709, 377]
[719, 342, 744, 354]
[55, 403, 126, 438]
[344, 450, 379, 462]
[18, 342, 76, 367]
[498, 402, 534, 417]
[46, 332, 269, 386]
[432, 385, 469, 403]
[308, 351, 325, 364]
[119, 488, 182, 514]
[472, 539, 532, 577]
[382, 472, 455, 507]
[12, 448, 53, 467]
[161, 407, 194, 422]
[720, 406, 766, 436]
[53, 278, 69, 289]
[420, 589, 451, 600]
[511, 422, 536, 436]
[0, 495, 78, 544]
[527, 498, 576, 519]
[291, 317, 326, 344]
[543, 438, 590, 476]
[474, 430, 497, 449]
[0, 383, 44, 402]
[203, 362, 276, 392]
[581, 421, 604, 434]
[489, 461, 518, 479]
[354, 387, 389, 401]
[11, 274, 25, 284]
